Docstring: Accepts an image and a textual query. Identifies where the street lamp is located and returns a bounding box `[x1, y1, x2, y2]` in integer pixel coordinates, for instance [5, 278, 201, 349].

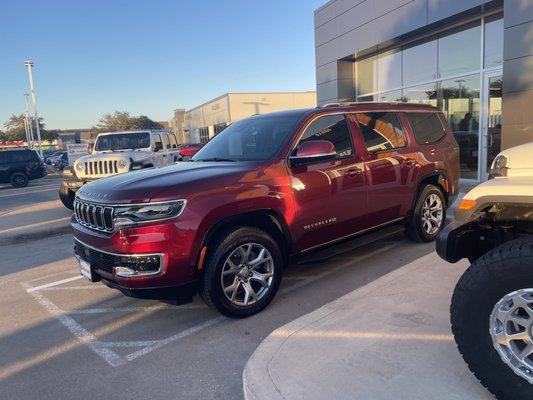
[24, 93, 34, 149]
[24, 60, 43, 158]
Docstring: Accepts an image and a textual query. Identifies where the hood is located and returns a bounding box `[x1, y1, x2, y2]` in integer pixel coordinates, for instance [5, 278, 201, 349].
[75, 161, 256, 204]
[497, 143, 533, 177]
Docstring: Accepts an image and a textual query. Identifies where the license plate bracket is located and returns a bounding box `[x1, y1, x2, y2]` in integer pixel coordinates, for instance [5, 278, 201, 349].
[77, 256, 98, 282]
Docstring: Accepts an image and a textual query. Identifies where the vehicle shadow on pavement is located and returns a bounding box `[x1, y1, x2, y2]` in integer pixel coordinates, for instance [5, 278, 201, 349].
[0, 233, 436, 399]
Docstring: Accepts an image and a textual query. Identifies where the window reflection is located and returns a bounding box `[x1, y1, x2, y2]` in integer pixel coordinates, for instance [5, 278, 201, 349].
[439, 74, 480, 180]
[402, 84, 438, 106]
[484, 16, 504, 68]
[377, 90, 403, 102]
[402, 40, 438, 85]
[438, 24, 481, 78]
[377, 51, 402, 92]
[356, 56, 377, 95]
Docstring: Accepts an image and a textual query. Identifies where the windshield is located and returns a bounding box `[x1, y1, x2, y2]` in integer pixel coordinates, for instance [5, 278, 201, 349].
[95, 132, 151, 151]
[192, 115, 302, 161]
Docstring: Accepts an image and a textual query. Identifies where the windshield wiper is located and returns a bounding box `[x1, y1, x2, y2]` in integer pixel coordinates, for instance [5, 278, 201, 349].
[195, 158, 236, 162]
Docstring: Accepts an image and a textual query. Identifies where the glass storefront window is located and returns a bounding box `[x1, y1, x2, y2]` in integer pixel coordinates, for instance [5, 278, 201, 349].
[484, 17, 504, 68]
[377, 50, 402, 92]
[377, 90, 402, 102]
[438, 24, 481, 78]
[402, 39, 438, 86]
[402, 84, 438, 106]
[357, 94, 376, 102]
[356, 56, 377, 95]
[439, 74, 480, 180]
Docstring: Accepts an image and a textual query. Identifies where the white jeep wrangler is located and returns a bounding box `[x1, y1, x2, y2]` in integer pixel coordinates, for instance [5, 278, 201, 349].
[437, 142, 533, 400]
[59, 130, 180, 209]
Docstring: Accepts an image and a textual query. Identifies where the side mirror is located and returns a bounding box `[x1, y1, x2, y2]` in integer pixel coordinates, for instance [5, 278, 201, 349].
[154, 142, 163, 152]
[289, 140, 336, 167]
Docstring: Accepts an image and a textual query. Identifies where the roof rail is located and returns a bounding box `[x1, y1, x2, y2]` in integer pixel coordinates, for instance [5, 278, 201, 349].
[317, 103, 342, 108]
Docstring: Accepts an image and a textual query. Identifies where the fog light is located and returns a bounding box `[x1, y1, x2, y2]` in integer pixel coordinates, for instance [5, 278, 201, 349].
[114, 266, 137, 277]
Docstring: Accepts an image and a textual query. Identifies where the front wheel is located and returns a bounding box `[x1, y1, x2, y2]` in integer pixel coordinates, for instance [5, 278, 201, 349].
[406, 184, 446, 242]
[451, 238, 533, 400]
[59, 185, 75, 210]
[10, 172, 29, 188]
[200, 227, 283, 318]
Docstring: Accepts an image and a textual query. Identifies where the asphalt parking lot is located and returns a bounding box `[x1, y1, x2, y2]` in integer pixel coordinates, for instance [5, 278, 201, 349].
[0, 180, 437, 399]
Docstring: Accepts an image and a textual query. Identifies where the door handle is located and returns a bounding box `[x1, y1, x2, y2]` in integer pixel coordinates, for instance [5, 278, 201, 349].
[345, 168, 363, 177]
[429, 149, 436, 156]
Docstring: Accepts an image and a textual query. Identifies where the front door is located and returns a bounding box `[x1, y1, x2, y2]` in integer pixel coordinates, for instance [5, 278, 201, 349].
[288, 114, 367, 252]
[480, 71, 503, 181]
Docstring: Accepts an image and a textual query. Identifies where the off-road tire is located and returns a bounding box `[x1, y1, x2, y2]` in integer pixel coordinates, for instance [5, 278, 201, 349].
[200, 226, 283, 318]
[10, 172, 29, 188]
[451, 238, 533, 400]
[406, 184, 446, 242]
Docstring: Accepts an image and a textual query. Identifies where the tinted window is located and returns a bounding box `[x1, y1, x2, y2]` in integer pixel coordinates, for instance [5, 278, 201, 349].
[95, 132, 151, 151]
[438, 24, 480, 78]
[2, 150, 36, 163]
[406, 112, 446, 145]
[163, 134, 171, 149]
[355, 112, 407, 152]
[297, 115, 353, 159]
[193, 114, 301, 161]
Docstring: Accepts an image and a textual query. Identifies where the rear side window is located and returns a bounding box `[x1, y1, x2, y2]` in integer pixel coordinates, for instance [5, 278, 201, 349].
[355, 112, 407, 152]
[163, 134, 171, 149]
[406, 112, 446, 145]
[297, 115, 353, 159]
[3, 150, 36, 162]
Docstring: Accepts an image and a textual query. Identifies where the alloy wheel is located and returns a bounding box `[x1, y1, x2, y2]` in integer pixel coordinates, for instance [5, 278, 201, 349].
[220, 243, 274, 306]
[421, 193, 443, 235]
[490, 289, 533, 384]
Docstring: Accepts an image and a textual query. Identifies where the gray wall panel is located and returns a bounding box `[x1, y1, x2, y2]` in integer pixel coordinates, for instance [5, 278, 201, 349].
[316, 61, 339, 85]
[503, 0, 533, 28]
[427, 0, 488, 24]
[503, 21, 533, 61]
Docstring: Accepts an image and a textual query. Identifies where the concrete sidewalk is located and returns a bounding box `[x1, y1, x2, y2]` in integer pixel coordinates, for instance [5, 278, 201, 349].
[243, 252, 494, 400]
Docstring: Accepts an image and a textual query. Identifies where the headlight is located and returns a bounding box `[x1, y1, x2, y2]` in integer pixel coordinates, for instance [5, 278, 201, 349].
[490, 155, 508, 178]
[118, 159, 128, 168]
[114, 200, 186, 228]
[76, 162, 85, 171]
[63, 166, 74, 177]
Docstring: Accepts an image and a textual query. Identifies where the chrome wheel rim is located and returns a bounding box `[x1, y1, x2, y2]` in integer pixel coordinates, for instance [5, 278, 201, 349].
[490, 289, 533, 384]
[221, 243, 274, 307]
[421, 194, 443, 235]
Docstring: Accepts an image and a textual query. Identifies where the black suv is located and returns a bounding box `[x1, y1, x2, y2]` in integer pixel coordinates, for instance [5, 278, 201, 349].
[0, 149, 47, 187]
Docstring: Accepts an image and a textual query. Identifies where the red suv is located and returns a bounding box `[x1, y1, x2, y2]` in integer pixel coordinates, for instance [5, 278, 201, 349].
[72, 103, 459, 317]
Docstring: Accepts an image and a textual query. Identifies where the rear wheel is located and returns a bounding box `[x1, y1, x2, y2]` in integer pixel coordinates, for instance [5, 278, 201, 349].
[451, 238, 533, 400]
[200, 227, 283, 318]
[406, 184, 446, 242]
[10, 172, 28, 188]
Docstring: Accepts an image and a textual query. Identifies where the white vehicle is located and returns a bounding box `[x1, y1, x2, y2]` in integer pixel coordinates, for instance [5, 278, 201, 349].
[59, 130, 180, 209]
[438, 142, 533, 400]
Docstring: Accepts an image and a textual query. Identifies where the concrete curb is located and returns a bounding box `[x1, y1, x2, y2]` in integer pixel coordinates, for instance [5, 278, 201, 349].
[243, 253, 433, 400]
[0, 224, 71, 246]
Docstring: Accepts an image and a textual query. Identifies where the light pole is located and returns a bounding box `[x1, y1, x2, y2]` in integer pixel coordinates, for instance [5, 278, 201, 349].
[24, 93, 34, 149]
[24, 60, 43, 158]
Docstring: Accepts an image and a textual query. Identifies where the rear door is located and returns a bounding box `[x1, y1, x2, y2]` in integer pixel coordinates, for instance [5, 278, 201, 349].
[288, 113, 367, 252]
[152, 133, 164, 167]
[167, 133, 179, 162]
[353, 111, 416, 226]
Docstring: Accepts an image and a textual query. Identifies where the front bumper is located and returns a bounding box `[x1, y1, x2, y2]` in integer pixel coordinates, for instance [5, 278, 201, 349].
[436, 219, 485, 263]
[71, 216, 199, 295]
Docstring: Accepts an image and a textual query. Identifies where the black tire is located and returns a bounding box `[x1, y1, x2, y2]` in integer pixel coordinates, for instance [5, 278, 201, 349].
[451, 238, 533, 400]
[200, 226, 283, 318]
[10, 172, 29, 188]
[406, 184, 446, 242]
[59, 185, 75, 210]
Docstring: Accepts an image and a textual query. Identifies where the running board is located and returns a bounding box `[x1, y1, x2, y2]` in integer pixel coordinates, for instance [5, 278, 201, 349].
[297, 224, 405, 264]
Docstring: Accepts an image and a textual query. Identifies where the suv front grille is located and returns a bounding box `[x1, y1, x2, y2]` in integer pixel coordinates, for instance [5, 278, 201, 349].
[74, 199, 114, 232]
[85, 160, 119, 176]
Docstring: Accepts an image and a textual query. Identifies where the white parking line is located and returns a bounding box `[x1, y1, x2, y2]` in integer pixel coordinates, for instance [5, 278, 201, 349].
[26, 276, 82, 293]
[68, 304, 208, 314]
[0, 187, 57, 198]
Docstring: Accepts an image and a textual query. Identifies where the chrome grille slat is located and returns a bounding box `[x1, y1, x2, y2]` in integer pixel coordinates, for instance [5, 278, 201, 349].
[74, 199, 114, 232]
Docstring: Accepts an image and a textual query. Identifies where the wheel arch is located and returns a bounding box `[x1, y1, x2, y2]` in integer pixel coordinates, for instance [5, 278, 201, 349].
[414, 171, 449, 207]
[199, 209, 293, 267]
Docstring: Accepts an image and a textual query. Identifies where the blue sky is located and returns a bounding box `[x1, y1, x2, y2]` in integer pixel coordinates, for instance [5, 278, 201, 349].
[1, 0, 325, 130]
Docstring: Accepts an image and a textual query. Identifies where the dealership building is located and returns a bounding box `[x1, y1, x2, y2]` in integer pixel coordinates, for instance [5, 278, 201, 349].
[314, 0, 532, 182]
[182, 91, 317, 144]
